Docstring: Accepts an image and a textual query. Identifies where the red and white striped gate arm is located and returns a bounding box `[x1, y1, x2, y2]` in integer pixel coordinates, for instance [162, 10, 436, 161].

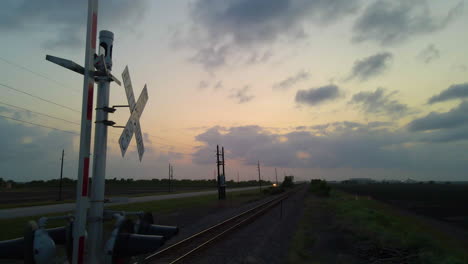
[72, 0, 98, 263]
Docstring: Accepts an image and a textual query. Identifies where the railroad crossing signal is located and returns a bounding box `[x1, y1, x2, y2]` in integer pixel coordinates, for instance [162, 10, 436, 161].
[118, 66, 148, 161]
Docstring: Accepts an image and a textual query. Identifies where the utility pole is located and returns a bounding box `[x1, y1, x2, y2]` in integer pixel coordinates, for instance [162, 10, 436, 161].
[216, 145, 226, 200]
[216, 145, 221, 199]
[221, 147, 226, 199]
[168, 163, 174, 193]
[58, 149, 64, 201]
[168, 163, 171, 193]
[275, 167, 278, 186]
[237, 171, 239, 183]
[257, 160, 262, 190]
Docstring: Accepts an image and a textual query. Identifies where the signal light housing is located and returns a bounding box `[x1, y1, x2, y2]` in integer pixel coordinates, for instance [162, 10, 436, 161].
[135, 212, 179, 239]
[25, 221, 56, 264]
[106, 214, 166, 263]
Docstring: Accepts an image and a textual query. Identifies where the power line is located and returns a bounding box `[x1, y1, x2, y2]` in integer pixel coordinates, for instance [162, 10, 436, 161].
[0, 82, 195, 151]
[145, 134, 198, 148]
[106, 132, 191, 155]
[0, 114, 79, 135]
[0, 114, 192, 156]
[0, 101, 80, 125]
[0, 56, 80, 93]
[0, 82, 80, 113]
[107, 130, 195, 151]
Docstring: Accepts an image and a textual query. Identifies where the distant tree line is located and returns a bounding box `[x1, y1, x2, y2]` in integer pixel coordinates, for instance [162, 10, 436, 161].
[0, 177, 271, 189]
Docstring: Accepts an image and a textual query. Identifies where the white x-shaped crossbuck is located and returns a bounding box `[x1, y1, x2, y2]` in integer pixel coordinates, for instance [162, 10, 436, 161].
[118, 66, 148, 161]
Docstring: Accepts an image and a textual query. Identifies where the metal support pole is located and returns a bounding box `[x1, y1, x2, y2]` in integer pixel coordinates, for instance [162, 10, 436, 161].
[171, 165, 174, 191]
[221, 147, 226, 199]
[59, 149, 64, 201]
[72, 1, 98, 263]
[257, 161, 262, 191]
[216, 145, 222, 200]
[275, 168, 278, 186]
[88, 30, 114, 264]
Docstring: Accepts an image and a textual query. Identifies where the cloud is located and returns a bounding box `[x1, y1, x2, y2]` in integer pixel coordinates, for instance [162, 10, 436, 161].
[295, 85, 341, 106]
[198, 80, 209, 90]
[0, 0, 149, 49]
[229, 86, 254, 104]
[188, 0, 361, 68]
[428, 83, 468, 104]
[352, 0, 463, 45]
[350, 88, 410, 117]
[348, 52, 393, 81]
[246, 50, 273, 65]
[190, 45, 230, 70]
[192, 124, 468, 176]
[273, 70, 310, 91]
[0, 117, 77, 181]
[408, 101, 468, 131]
[453, 64, 467, 72]
[310, 121, 392, 134]
[417, 44, 440, 64]
[213, 81, 223, 90]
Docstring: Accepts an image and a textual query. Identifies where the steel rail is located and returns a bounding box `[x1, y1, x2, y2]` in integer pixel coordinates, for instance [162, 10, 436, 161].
[142, 191, 292, 264]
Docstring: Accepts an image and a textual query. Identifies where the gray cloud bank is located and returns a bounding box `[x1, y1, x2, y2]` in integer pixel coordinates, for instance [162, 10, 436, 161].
[188, 0, 361, 69]
[186, 0, 462, 69]
[353, 0, 463, 45]
[348, 52, 393, 81]
[229, 86, 254, 104]
[417, 44, 440, 64]
[0, 0, 149, 49]
[192, 123, 468, 178]
[350, 88, 410, 117]
[295, 85, 341, 106]
[408, 102, 468, 132]
[273, 71, 310, 91]
[428, 83, 468, 104]
[0, 117, 77, 181]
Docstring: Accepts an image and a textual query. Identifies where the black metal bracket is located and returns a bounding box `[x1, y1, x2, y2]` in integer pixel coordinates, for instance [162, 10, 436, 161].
[96, 107, 117, 113]
[95, 120, 116, 126]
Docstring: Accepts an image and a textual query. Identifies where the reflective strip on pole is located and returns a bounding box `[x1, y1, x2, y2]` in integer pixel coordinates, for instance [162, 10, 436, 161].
[72, 0, 98, 263]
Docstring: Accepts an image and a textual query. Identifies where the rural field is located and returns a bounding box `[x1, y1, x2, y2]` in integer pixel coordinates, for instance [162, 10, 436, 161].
[331, 183, 468, 230]
[0, 178, 264, 209]
[290, 181, 468, 264]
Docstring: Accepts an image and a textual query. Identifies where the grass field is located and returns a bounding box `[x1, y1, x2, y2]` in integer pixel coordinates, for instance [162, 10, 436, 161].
[332, 183, 468, 229]
[0, 188, 218, 210]
[290, 183, 468, 264]
[0, 189, 266, 241]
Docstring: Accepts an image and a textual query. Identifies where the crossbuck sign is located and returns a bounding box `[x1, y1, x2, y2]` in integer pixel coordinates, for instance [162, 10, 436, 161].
[119, 66, 148, 161]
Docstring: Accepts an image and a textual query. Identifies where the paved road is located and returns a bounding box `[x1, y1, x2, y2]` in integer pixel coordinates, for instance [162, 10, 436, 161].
[0, 186, 263, 219]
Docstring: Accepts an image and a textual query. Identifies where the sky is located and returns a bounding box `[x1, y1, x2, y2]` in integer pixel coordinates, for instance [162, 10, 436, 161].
[1, 0, 468, 182]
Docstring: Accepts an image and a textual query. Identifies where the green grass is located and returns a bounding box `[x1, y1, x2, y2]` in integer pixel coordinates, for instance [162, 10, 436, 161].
[0, 189, 265, 241]
[289, 189, 468, 264]
[288, 197, 317, 264]
[329, 190, 468, 264]
[0, 187, 242, 209]
[0, 200, 76, 210]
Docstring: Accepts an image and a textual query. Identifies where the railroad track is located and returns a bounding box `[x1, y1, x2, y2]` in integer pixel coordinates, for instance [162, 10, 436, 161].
[140, 191, 292, 264]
